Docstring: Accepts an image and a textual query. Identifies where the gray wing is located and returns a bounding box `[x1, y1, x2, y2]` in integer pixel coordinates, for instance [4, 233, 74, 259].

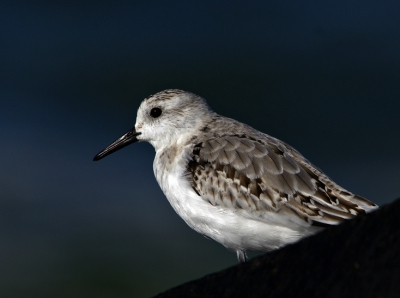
[186, 135, 377, 227]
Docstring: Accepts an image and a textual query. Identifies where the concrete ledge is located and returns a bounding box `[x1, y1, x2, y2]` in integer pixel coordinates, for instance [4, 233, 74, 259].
[154, 198, 400, 298]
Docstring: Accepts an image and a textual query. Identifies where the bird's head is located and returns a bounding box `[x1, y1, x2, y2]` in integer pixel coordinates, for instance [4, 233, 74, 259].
[93, 89, 214, 161]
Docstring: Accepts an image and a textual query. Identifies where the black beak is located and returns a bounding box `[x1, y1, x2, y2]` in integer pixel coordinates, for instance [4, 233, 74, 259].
[93, 127, 141, 161]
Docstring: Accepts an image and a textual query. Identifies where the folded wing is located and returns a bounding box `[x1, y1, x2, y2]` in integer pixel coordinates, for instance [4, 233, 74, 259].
[187, 135, 377, 227]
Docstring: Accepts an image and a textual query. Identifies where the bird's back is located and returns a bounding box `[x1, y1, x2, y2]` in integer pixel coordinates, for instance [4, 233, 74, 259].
[184, 114, 377, 229]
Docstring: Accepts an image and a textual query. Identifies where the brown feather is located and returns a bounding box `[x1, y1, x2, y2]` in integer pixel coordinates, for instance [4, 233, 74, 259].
[186, 134, 377, 227]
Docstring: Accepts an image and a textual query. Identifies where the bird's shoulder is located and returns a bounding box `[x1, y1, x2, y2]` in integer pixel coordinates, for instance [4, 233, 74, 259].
[184, 116, 377, 227]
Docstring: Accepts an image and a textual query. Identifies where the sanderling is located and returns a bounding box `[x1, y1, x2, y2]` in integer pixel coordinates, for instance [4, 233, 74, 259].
[94, 89, 378, 262]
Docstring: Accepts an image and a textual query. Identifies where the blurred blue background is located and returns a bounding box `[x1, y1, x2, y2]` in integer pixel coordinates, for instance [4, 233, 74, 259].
[1, 1, 400, 297]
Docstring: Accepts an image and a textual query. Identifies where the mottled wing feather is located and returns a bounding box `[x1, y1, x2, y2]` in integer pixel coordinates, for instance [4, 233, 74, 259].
[187, 135, 377, 227]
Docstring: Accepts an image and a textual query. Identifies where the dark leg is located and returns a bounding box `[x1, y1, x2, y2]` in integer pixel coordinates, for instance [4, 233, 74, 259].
[236, 250, 247, 263]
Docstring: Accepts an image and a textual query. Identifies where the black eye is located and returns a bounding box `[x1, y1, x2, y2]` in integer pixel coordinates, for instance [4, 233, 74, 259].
[150, 107, 162, 118]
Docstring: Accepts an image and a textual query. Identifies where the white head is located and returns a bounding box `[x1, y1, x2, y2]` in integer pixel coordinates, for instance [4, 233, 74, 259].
[93, 89, 215, 160]
[135, 89, 214, 149]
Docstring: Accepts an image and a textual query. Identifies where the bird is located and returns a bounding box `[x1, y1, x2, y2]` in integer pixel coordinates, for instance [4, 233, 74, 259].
[93, 89, 378, 263]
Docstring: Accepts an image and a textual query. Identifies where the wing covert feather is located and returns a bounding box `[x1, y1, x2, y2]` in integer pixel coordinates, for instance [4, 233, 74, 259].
[187, 135, 377, 227]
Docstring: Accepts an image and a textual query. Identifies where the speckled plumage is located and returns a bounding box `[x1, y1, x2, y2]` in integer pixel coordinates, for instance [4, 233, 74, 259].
[94, 89, 378, 262]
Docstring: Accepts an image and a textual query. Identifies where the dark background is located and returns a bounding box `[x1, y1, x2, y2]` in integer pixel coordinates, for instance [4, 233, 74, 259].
[1, 1, 399, 297]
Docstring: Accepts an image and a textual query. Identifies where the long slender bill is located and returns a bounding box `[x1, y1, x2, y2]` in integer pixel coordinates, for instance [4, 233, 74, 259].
[93, 127, 141, 161]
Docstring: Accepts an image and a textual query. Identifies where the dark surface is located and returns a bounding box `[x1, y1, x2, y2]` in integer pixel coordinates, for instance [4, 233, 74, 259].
[154, 198, 400, 298]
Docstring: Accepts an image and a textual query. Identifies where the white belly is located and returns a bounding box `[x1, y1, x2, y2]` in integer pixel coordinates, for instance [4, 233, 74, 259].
[153, 149, 319, 253]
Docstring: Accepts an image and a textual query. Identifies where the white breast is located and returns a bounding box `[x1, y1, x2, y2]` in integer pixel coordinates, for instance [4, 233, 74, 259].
[153, 145, 319, 253]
